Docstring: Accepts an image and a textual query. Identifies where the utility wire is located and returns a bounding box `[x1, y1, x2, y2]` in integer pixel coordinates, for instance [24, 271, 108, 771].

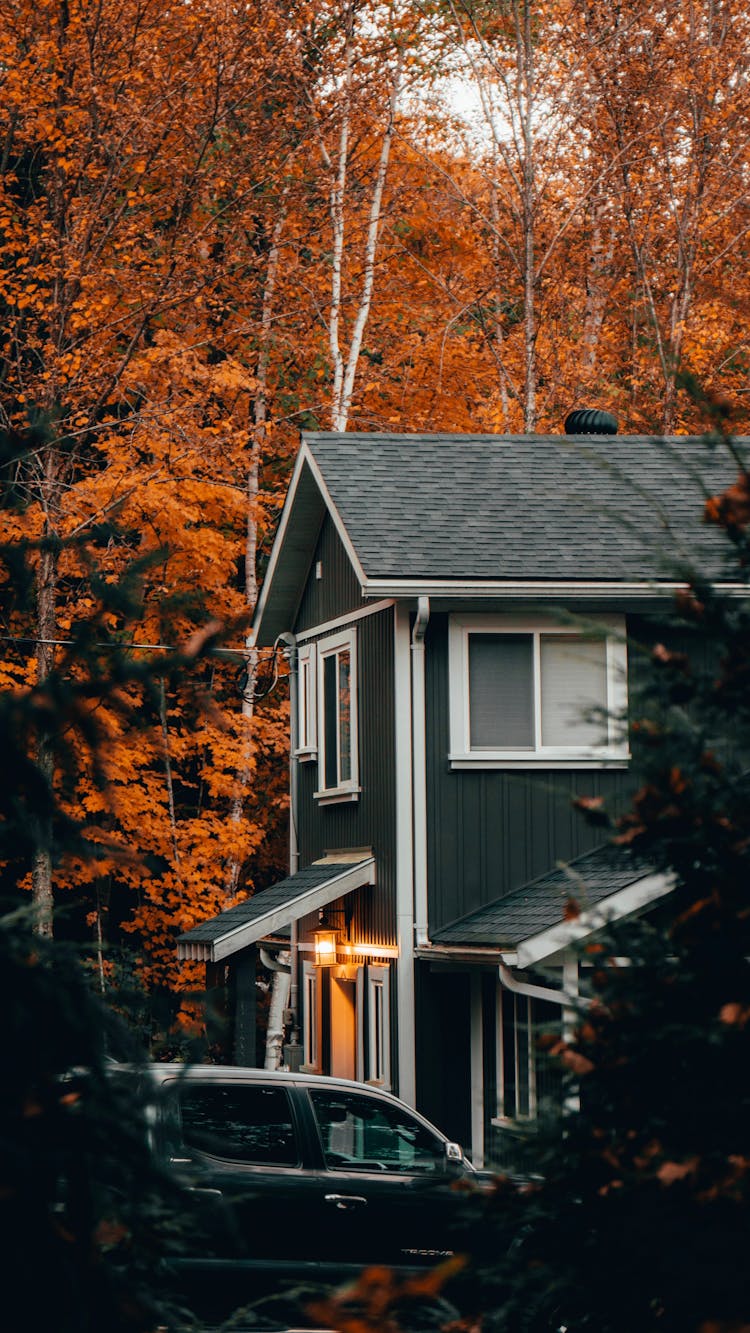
[0, 633, 278, 661]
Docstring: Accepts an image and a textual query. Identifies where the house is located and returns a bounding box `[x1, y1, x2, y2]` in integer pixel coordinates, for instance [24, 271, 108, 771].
[178, 430, 744, 1166]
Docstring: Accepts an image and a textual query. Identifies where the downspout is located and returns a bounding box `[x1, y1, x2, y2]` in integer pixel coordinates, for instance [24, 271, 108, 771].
[394, 604, 416, 1105]
[260, 945, 291, 1071]
[411, 597, 430, 949]
[278, 633, 302, 1069]
[499, 959, 587, 1117]
[498, 959, 590, 1010]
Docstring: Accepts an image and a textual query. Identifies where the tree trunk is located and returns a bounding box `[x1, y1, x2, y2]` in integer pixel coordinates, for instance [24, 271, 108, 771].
[31, 453, 62, 937]
[518, 0, 537, 433]
[224, 206, 286, 904]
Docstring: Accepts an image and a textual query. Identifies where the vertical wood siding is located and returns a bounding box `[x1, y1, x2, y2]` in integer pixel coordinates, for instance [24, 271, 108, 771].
[294, 514, 363, 633]
[425, 611, 647, 932]
[296, 605, 397, 948]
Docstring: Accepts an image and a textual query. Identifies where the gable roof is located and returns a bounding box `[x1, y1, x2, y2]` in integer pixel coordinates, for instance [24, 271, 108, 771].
[431, 844, 673, 965]
[253, 432, 747, 644]
[177, 856, 376, 963]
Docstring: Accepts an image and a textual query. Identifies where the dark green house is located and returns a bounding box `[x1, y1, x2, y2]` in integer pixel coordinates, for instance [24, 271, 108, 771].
[178, 431, 744, 1165]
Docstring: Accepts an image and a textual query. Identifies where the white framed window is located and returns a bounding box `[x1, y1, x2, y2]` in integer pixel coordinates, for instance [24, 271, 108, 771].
[296, 643, 317, 759]
[366, 965, 391, 1088]
[302, 961, 321, 1071]
[494, 984, 562, 1124]
[315, 627, 359, 800]
[448, 613, 628, 767]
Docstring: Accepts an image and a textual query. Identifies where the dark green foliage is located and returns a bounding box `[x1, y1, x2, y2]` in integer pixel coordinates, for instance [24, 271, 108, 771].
[0, 914, 193, 1333]
[472, 436, 750, 1333]
[0, 501, 226, 1327]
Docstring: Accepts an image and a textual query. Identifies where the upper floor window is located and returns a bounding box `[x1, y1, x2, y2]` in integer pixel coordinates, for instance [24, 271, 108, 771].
[448, 614, 628, 767]
[315, 627, 359, 799]
[297, 644, 317, 758]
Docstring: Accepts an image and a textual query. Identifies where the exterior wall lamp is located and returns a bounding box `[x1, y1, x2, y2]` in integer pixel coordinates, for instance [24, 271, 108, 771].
[313, 926, 339, 966]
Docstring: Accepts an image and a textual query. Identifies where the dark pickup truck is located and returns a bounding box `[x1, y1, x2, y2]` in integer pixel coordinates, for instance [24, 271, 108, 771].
[134, 1063, 490, 1313]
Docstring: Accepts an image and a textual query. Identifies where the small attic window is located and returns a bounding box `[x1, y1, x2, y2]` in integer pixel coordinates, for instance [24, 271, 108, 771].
[448, 614, 628, 768]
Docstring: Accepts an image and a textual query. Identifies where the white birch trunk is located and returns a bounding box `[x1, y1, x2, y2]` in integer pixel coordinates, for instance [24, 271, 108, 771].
[332, 55, 403, 431]
[224, 205, 286, 905]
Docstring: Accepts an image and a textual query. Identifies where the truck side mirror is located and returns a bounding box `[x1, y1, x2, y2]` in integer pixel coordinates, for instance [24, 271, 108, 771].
[444, 1141, 464, 1171]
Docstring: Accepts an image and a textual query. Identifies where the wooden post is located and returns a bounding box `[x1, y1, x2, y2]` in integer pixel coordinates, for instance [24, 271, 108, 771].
[232, 947, 257, 1067]
[204, 961, 229, 1059]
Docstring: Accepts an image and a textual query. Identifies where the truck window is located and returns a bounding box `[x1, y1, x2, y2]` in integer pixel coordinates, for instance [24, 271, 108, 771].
[177, 1084, 300, 1166]
[311, 1090, 444, 1174]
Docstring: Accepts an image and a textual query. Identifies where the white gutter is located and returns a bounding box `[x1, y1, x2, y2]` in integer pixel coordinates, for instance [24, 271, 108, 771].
[411, 597, 430, 949]
[279, 634, 300, 1046]
[363, 578, 748, 601]
[259, 946, 291, 974]
[498, 959, 590, 1010]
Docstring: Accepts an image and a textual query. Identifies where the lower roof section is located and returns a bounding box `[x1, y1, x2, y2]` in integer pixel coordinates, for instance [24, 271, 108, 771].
[177, 854, 376, 964]
[430, 845, 673, 965]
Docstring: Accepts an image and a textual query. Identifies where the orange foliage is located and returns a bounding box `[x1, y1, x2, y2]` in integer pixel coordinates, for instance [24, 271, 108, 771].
[3, 0, 750, 1007]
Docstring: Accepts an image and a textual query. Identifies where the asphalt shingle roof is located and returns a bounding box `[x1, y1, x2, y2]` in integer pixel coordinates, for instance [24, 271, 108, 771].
[304, 432, 747, 582]
[431, 844, 654, 948]
[178, 862, 365, 945]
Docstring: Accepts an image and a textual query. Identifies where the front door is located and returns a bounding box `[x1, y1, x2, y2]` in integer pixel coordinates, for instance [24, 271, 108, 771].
[330, 974, 356, 1079]
[326, 963, 363, 1080]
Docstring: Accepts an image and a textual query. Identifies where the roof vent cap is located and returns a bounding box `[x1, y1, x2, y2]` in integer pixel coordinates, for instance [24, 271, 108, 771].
[564, 408, 618, 436]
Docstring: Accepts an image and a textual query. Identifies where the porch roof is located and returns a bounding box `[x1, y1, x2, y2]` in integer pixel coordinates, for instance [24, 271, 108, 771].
[430, 845, 673, 966]
[177, 855, 376, 964]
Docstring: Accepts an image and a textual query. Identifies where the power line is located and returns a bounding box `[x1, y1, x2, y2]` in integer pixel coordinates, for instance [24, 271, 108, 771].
[0, 633, 278, 661]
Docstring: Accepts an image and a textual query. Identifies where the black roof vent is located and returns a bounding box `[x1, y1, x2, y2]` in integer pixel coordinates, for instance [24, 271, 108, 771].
[564, 408, 618, 435]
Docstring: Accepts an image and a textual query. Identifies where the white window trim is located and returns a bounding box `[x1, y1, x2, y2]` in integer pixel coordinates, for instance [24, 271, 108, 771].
[448, 612, 629, 767]
[296, 643, 317, 760]
[366, 965, 391, 1089]
[494, 982, 537, 1124]
[301, 961, 321, 1072]
[314, 626, 359, 800]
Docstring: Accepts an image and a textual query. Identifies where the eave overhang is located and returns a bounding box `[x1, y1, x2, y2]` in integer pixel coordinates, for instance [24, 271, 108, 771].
[177, 855, 376, 963]
[360, 578, 748, 602]
[513, 870, 675, 967]
[252, 444, 368, 648]
[427, 851, 675, 967]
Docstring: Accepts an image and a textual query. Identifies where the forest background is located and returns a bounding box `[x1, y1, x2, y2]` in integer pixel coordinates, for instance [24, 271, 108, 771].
[2, 0, 750, 1043]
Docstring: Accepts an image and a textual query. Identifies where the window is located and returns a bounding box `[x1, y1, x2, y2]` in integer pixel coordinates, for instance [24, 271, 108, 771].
[315, 628, 359, 799]
[449, 614, 628, 766]
[367, 965, 391, 1088]
[311, 1090, 443, 1174]
[302, 961, 321, 1071]
[494, 987, 563, 1124]
[297, 643, 317, 758]
[176, 1084, 300, 1165]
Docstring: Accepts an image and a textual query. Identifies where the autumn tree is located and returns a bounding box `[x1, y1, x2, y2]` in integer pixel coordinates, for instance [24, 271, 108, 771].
[570, 0, 750, 432]
[428, 0, 750, 434]
[5, 0, 750, 1031]
[0, 0, 300, 999]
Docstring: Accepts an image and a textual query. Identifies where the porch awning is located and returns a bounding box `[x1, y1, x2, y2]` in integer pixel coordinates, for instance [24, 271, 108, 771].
[430, 845, 673, 967]
[177, 854, 376, 964]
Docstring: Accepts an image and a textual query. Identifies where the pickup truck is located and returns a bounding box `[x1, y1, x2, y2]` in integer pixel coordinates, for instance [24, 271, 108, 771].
[133, 1063, 489, 1318]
